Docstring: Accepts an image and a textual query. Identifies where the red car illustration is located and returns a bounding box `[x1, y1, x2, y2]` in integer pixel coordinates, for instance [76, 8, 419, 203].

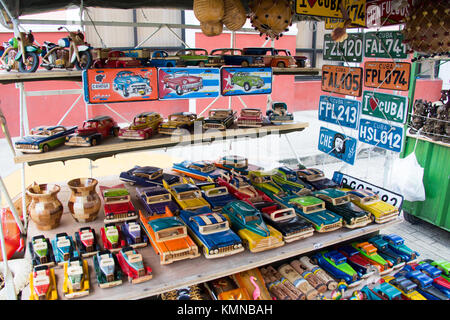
[162, 71, 203, 96]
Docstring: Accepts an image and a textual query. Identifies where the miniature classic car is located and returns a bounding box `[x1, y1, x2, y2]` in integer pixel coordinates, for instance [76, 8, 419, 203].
[137, 186, 180, 215]
[312, 188, 372, 229]
[286, 196, 343, 233]
[139, 208, 200, 264]
[121, 220, 148, 249]
[221, 200, 284, 253]
[29, 235, 55, 267]
[92, 49, 142, 68]
[337, 245, 377, 279]
[248, 170, 289, 198]
[414, 262, 450, 296]
[346, 190, 399, 224]
[99, 185, 138, 223]
[113, 70, 152, 97]
[397, 265, 448, 300]
[382, 234, 419, 262]
[271, 166, 312, 195]
[203, 109, 236, 130]
[175, 48, 209, 67]
[209, 48, 265, 67]
[92, 249, 123, 289]
[231, 72, 264, 91]
[311, 250, 362, 286]
[29, 265, 58, 300]
[74, 227, 101, 258]
[100, 223, 126, 252]
[296, 168, 338, 191]
[51, 233, 79, 265]
[382, 275, 427, 300]
[116, 247, 153, 284]
[266, 101, 294, 124]
[236, 108, 264, 128]
[352, 242, 392, 275]
[242, 47, 298, 68]
[147, 50, 178, 67]
[429, 260, 450, 282]
[368, 235, 408, 268]
[360, 283, 402, 300]
[260, 207, 314, 243]
[65, 116, 119, 147]
[179, 207, 244, 259]
[201, 186, 236, 211]
[163, 179, 211, 211]
[119, 165, 180, 187]
[214, 155, 263, 175]
[62, 257, 90, 299]
[163, 71, 203, 95]
[172, 160, 226, 181]
[118, 112, 163, 140]
[159, 112, 203, 135]
[15, 125, 77, 153]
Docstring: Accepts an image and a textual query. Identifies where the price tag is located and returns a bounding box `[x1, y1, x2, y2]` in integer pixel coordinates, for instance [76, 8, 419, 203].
[364, 31, 408, 59]
[322, 65, 363, 97]
[318, 95, 360, 129]
[364, 61, 410, 91]
[323, 33, 363, 62]
[358, 118, 404, 153]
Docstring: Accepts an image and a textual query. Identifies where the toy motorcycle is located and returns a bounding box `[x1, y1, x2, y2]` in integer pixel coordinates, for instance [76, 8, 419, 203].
[0, 31, 40, 73]
[40, 27, 92, 70]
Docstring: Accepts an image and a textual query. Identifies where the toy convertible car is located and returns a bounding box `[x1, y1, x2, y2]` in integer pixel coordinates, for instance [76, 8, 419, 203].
[100, 223, 126, 252]
[119, 165, 180, 187]
[121, 220, 148, 249]
[75, 227, 101, 258]
[51, 233, 79, 265]
[29, 265, 58, 300]
[172, 160, 226, 181]
[116, 247, 153, 284]
[163, 179, 211, 211]
[137, 186, 180, 215]
[203, 109, 236, 130]
[62, 257, 90, 299]
[266, 101, 293, 124]
[15, 125, 77, 153]
[93, 249, 123, 289]
[346, 189, 399, 224]
[29, 235, 55, 267]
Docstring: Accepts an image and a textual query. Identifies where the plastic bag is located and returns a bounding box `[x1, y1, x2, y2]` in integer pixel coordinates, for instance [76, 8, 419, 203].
[389, 151, 426, 202]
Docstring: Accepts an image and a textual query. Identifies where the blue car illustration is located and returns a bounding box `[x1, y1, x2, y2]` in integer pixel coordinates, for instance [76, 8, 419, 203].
[113, 71, 152, 98]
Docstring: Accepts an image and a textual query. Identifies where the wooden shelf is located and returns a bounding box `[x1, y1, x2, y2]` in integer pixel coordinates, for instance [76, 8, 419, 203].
[14, 122, 309, 166]
[20, 175, 402, 300]
[406, 131, 450, 148]
[272, 67, 320, 75]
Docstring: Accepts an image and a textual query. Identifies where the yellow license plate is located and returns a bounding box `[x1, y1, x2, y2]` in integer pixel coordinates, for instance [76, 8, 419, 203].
[364, 61, 411, 91]
[321, 64, 363, 97]
[297, 0, 366, 27]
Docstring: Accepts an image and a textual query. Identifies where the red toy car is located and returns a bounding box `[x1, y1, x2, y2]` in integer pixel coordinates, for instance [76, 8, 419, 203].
[65, 115, 120, 147]
[100, 223, 126, 252]
[92, 50, 143, 69]
[162, 71, 203, 96]
[236, 108, 264, 128]
[116, 246, 153, 284]
[99, 185, 138, 223]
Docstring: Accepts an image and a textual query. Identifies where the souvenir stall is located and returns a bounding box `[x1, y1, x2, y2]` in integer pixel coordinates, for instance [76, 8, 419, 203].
[0, 0, 449, 302]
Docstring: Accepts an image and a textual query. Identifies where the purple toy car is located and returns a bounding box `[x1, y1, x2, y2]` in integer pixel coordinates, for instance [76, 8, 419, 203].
[121, 221, 148, 249]
[136, 186, 180, 215]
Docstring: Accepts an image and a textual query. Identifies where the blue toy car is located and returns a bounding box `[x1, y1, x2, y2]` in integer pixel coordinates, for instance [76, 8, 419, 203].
[371, 282, 402, 300]
[382, 234, 420, 262]
[368, 235, 408, 268]
[137, 186, 180, 216]
[201, 186, 236, 211]
[113, 70, 152, 97]
[119, 165, 180, 187]
[51, 232, 78, 265]
[311, 250, 361, 286]
[172, 160, 226, 181]
[147, 50, 178, 67]
[395, 265, 448, 300]
[15, 125, 77, 153]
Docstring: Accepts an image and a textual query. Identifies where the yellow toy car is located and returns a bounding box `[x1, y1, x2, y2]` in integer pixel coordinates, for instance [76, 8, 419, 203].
[162, 178, 211, 211]
[62, 257, 90, 299]
[118, 111, 163, 140]
[29, 265, 58, 300]
[159, 112, 203, 135]
[382, 275, 427, 300]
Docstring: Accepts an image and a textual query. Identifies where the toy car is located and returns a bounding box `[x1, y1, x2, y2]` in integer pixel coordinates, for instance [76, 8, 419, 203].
[121, 220, 148, 249]
[396, 265, 448, 300]
[266, 101, 294, 124]
[159, 112, 203, 135]
[221, 200, 284, 253]
[15, 125, 77, 153]
[236, 108, 264, 128]
[119, 165, 180, 187]
[231, 72, 264, 91]
[312, 188, 372, 229]
[201, 185, 236, 211]
[429, 260, 450, 282]
[99, 185, 138, 223]
[65, 116, 119, 147]
[360, 283, 402, 300]
[139, 208, 200, 264]
[346, 190, 399, 224]
[162, 179, 211, 211]
[147, 50, 178, 67]
[208, 48, 264, 67]
[337, 245, 377, 279]
[242, 47, 297, 68]
[162, 70, 203, 95]
[74, 227, 101, 258]
[100, 223, 126, 252]
[414, 261, 450, 297]
[203, 109, 236, 130]
[271, 166, 313, 195]
[51, 233, 79, 265]
[382, 234, 419, 262]
[116, 247, 153, 284]
[172, 160, 226, 181]
[62, 257, 90, 299]
[175, 48, 209, 67]
[382, 275, 426, 300]
[113, 70, 152, 97]
[118, 112, 163, 140]
[29, 235, 55, 267]
[368, 235, 408, 268]
[179, 207, 244, 259]
[29, 265, 58, 300]
[296, 168, 338, 191]
[248, 170, 289, 199]
[92, 249, 123, 289]
[214, 155, 263, 175]
[286, 196, 343, 233]
[92, 49, 142, 68]
[352, 242, 392, 275]
[137, 186, 180, 215]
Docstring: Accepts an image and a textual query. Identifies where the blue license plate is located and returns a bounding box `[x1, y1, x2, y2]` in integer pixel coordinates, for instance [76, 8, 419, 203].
[318, 127, 357, 165]
[358, 118, 404, 152]
[318, 95, 360, 129]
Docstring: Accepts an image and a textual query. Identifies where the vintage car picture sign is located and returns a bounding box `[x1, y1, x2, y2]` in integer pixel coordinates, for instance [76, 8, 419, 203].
[323, 33, 363, 62]
[318, 95, 360, 129]
[158, 67, 220, 100]
[83, 68, 158, 104]
[221, 67, 272, 96]
[365, 0, 412, 27]
[364, 31, 408, 59]
[318, 126, 357, 165]
[297, 0, 365, 27]
[358, 117, 404, 153]
[321, 65, 363, 97]
[362, 91, 408, 124]
[364, 61, 410, 91]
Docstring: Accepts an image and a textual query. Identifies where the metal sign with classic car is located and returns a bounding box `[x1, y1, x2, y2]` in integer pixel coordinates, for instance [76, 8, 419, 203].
[365, 0, 412, 28]
[220, 67, 272, 96]
[321, 65, 363, 97]
[358, 117, 404, 153]
[83, 68, 158, 104]
[158, 67, 220, 100]
[318, 126, 357, 165]
[364, 31, 408, 59]
[297, 0, 365, 27]
[318, 95, 360, 129]
[323, 33, 363, 62]
[362, 91, 408, 124]
[364, 61, 410, 91]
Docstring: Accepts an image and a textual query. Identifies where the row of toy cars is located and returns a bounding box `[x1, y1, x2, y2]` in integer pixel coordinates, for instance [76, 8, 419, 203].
[14, 103, 293, 153]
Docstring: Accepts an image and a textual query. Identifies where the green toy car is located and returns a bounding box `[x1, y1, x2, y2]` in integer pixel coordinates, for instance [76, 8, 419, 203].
[231, 72, 264, 91]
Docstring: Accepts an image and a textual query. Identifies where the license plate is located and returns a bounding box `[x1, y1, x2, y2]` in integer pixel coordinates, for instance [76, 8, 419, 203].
[364, 31, 407, 59]
[358, 118, 404, 152]
[318, 95, 360, 129]
[318, 127, 357, 165]
[321, 65, 363, 97]
[365, 0, 412, 27]
[297, 0, 366, 27]
[332, 171, 404, 208]
[361, 91, 408, 124]
[323, 33, 363, 62]
[364, 61, 410, 91]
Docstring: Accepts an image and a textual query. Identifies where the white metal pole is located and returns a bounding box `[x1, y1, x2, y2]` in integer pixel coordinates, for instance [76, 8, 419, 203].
[21, 163, 27, 229]
[0, 177, 25, 234]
